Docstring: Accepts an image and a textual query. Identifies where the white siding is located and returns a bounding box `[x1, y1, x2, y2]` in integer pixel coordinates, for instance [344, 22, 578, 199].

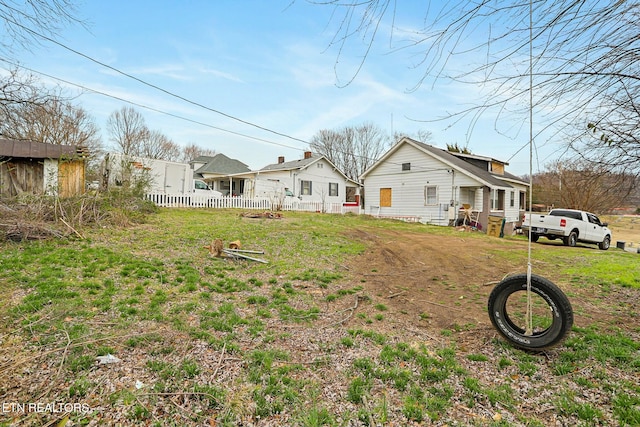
[105, 153, 190, 193]
[253, 170, 293, 197]
[503, 183, 528, 222]
[254, 159, 349, 203]
[474, 188, 484, 211]
[363, 144, 483, 225]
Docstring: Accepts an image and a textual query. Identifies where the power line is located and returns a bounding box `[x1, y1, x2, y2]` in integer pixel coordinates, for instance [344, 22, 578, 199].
[0, 57, 304, 152]
[3, 15, 311, 146]
[2, 57, 529, 183]
[2, 15, 533, 180]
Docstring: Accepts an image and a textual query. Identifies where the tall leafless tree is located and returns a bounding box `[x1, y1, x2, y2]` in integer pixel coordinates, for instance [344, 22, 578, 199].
[106, 106, 150, 157]
[180, 143, 216, 163]
[140, 130, 181, 161]
[107, 106, 189, 162]
[310, 122, 389, 181]
[308, 1, 640, 175]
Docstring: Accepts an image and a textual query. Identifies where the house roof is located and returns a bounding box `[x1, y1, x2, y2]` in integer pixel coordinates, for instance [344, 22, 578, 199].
[361, 137, 528, 188]
[260, 154, 322, 172]
[193, 153, 250, 176]
[0, 138, 87, 159]
[448, 151, 508, 166]
[191, 155, 215, 163]
[259, 153, 360, 186]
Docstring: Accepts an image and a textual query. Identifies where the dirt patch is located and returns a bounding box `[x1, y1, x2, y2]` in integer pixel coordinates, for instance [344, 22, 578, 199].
[343, 226, 639, 336]
[342, 228, 509, 332]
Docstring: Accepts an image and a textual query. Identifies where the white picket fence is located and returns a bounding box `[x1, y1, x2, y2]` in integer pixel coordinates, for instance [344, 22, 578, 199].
[145, 193, 362, 215]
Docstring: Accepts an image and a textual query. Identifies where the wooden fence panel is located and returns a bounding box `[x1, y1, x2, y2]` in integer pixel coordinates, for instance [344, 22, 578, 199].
[58, 160, 85, 197]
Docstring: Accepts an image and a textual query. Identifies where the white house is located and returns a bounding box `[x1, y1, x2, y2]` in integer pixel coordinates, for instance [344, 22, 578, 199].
[360, 137, 529, 233]
[240, 152, 360, 204]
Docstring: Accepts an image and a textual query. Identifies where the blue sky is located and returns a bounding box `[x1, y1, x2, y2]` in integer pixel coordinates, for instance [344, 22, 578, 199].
[4, 0, 565, 175]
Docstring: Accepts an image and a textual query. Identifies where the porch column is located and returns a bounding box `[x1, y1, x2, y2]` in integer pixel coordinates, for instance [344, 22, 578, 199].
[479, 186, 491, 231]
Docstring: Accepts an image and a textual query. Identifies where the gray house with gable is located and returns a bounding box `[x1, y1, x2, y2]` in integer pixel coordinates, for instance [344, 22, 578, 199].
[191, 153, 251, 196]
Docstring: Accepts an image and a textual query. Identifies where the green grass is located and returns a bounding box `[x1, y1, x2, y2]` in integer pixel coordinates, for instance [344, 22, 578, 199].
[0, 208, 638, 426]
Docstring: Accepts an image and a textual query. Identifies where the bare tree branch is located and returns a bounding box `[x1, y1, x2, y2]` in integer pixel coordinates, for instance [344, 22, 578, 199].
[309, 122, 390, 180]
[309, 1, 640, 175]
[0, 0, 84, 56]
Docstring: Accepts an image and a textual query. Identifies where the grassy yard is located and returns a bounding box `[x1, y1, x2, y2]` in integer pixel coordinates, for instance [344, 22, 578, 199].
[0, 208, 638, 426]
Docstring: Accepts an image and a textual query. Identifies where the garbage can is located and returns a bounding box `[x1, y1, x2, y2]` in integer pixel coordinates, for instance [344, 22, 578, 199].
[487, 216, 505, 238]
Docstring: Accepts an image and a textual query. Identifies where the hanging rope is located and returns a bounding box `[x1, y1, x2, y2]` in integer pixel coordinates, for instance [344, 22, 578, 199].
[525, 0, 534, 336]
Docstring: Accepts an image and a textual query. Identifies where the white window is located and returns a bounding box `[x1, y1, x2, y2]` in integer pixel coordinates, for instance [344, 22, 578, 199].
[301, 180, 312, 195]
[510, 191, 515, 207]
[491, 189, 505, 210]
[329, 182, 338, 197]
[424, 186, 437, 205]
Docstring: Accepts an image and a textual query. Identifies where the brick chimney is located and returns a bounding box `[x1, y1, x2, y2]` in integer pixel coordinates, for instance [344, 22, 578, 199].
[278, 156, 285, 164]
[304, 151, 312, 159]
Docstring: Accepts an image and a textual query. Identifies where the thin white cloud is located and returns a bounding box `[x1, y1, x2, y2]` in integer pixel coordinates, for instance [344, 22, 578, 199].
[199, 67, 244, 83]
[127, 65, 191, 81]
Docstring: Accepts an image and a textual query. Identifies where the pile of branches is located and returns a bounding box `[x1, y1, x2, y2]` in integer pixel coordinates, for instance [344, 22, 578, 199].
[0, 200, 63, 241]
[239, 211, 283, 219]
[0, 191, 158, 242]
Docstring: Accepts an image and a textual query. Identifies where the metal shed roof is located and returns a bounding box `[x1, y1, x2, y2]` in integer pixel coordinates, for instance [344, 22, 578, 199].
[0, 139, 87, 159]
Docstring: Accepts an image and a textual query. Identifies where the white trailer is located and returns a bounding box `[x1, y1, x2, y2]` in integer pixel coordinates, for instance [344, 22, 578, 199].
[102, 153, 220, 196]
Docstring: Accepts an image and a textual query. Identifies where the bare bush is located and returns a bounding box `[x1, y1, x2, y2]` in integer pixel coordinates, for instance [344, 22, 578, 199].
[0, 191, 157, 241]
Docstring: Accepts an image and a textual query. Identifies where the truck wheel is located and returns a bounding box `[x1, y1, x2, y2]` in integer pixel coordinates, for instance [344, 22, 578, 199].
[563, 231, 577, 247]
[526, 232, 539, 242]
[488, 273, 573, 351]
[598, 235, 610, 250]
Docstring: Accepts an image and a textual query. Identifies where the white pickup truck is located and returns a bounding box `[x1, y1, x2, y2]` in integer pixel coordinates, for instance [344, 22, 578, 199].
[521, 209, 611, 250]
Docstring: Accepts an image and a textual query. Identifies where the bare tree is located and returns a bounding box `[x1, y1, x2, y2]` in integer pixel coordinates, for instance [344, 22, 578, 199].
[106, 106, 149, 156]
[1, 98, 100, 147]
[532, 159, 635, 214]
[308, 1, 640, 174]
[310, 122, 389, 181]
[0, 72, 104, 177]
[394, 129, 433, 145]
[0, 0, 82, 56]
[180, 143, 216, 163]
[0, 68, 54, 121]
[2, 96, 102, 168]
[106, 106, 195, 162]
[140, 130, 181, 161]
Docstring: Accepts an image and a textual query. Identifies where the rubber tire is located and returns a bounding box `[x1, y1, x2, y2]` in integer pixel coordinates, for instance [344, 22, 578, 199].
[563, 231, 577, 247]
[598, 235, 610, 250]
[529, 233, 539, 242]
[488, 273, 573, 351]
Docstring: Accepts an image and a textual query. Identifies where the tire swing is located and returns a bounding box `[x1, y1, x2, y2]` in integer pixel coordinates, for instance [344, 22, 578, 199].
[487, 0, 573, 351]
[487, 273, 573, 350]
